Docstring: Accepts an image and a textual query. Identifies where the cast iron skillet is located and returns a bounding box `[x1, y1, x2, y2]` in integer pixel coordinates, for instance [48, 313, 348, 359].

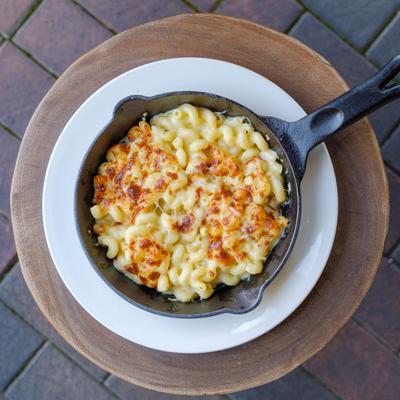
[76, 56, 400, 318]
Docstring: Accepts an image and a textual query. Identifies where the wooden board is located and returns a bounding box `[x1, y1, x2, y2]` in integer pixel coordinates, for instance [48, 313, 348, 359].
[11, 14, 388, 395]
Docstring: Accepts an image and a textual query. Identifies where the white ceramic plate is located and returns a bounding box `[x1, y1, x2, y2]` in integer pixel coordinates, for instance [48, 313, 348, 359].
[43, 58, 338, 354]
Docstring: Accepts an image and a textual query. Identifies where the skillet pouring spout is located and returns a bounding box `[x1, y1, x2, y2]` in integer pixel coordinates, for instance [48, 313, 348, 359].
[262, 55, 400, 181]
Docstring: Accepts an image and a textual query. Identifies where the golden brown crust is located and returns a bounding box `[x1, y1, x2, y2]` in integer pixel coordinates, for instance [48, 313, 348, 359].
[91, 107, 288, 301]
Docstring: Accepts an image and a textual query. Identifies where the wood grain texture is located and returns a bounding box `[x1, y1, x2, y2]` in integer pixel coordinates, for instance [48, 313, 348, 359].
[10, 14, 389, 395]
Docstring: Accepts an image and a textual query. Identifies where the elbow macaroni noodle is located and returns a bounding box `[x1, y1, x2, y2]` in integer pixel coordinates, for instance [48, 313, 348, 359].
[90, 104, 288, 302]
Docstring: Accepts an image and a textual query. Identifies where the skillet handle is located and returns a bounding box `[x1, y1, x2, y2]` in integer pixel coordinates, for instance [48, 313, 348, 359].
[265, 55, 400, 180]
[290, 55, 400, 151]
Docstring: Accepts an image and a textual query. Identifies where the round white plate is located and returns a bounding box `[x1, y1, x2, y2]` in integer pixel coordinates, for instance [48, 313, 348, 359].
[43, 57, 338, 354]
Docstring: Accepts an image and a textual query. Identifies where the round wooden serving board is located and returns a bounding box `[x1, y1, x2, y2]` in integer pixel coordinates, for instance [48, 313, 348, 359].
[11, 14, 388, 395]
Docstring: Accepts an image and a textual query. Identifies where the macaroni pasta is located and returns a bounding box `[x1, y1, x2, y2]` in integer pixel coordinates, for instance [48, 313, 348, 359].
[90, 104, 288, 302]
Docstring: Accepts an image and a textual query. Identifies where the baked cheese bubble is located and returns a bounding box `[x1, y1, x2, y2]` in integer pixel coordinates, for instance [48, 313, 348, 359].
[90, 104, 288, 302]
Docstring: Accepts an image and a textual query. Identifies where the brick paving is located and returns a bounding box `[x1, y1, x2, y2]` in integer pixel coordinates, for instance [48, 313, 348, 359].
[217, 0, 302, 31]
[14, 0, 113, 75]
[0, 1, 399, 399]
[78, 0, 193, 32]
[385, 169, 400, 253]
[105, 376, 226, 400]
[304, 320, 400, 400]
[0, 0, 36, 37]
[291, 13, 400, 143]
[0, 126, 19, 216]
[6, 344, 117, 400]
[0, 215, 16, 278]
[0, 42, 54, 137]
[0, 302, 43, 390]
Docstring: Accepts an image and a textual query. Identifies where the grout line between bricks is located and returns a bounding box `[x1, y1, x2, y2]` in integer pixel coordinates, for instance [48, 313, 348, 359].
[101, 374, 126, 400]
[0, 297, 108, 385]
[10, 41, 58, 79]
[382, 163, 400, 254]
[289, 5, 400, 86]
[294, 2, 385, 71]
[104, 388, 127, 400]
[103, 379, 141, 400]
[381, 119, 400, 146]
[285, 9, 307, 34]
[91, 376, 129, 400]
[352, 315, 399, 356]
[2, 337, 48, 394]
[0, 207, 13, 217]
[101, 372, 111, 384]
[299, 366, 343, 400]
[0, 250, 18, 283]
[0, 241, 17, 282]
[391, 259, 400, 269]
[9, 0, 43, 40]
[0, 121, 22, 141]
[0, 297, 46, 341]
[385, 162, 400, 190]
[3, 341, 121, 399]
[364, 9, 400, 55]
[180, 0, 201, 13]
[210, 0, 225, 13]
[387, 254, 400, 270]
[47, 342, 111, 387]
[380, 118, 400, 147]
[71, 0, 118, 35]
[0, 214, 13, 227]
[383, 203, 400, 253]
[386, 233, 400, 263]
[223, 366, 344, 400]
[0, 258, 18, 285]
[389, 248, 400, 269]
[104, 373, 232, 400]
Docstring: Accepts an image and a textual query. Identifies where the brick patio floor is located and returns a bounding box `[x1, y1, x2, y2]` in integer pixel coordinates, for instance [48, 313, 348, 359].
[0, 1, 399, 399]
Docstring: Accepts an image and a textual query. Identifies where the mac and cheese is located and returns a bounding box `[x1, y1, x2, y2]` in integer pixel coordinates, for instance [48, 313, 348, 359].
[90, 104, 288, 302]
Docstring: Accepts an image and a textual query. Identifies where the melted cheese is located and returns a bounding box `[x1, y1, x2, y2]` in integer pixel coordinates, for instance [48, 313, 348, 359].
[90, 104, 288, 302]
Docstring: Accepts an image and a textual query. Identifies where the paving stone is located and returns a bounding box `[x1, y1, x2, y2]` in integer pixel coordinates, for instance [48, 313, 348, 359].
[390, 238, 400, 267]
[0, 265, 108, 381]
[304, 321, 400, 400]
[294, 15, 376, 88]
[390, 243, 400, 265]
[368, 12, 400, 67]
[105, 375, 225, 400]
[0, 127, 20, 216]
[369, 101, 400, 143]
[385, 168, 400, 252]
[0, 215, 16, 278]
[383, 125, 400, 174]
[78, 0, 192, 33]
[217, 0, 302, 32]
[291, 13, 400, 142]
[0, 302, 43, 390]
[0, 0, 36, 36]
[7, 344, 117, 400]
[0, 42, 54, 137]
[228, 367, 337, 400]
[14, 0, 112, 75]
[301, 0, 400, 49]
[355, 257, 400, 351]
